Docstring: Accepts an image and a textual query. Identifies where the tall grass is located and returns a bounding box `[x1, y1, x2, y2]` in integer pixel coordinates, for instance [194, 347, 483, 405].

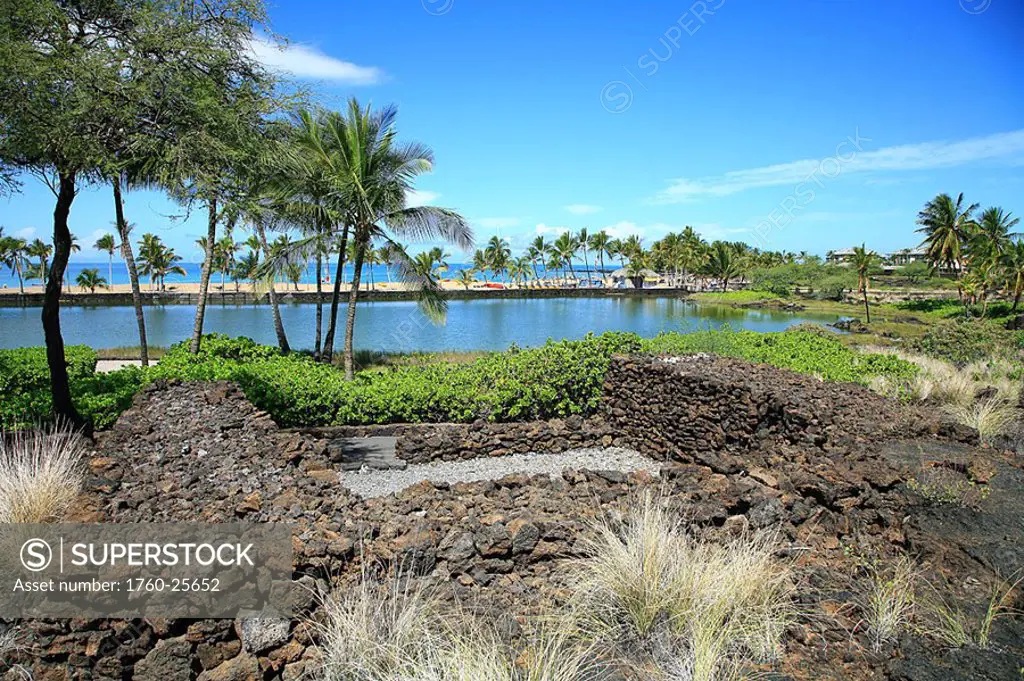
[863, 557, 918, 651]
[312, 573, 446, 681]
[862, 347, 1021, 442]
[0, 425, 85, 523]
[943, 398, 1019, 444]
[571, 494, 795, 681]
[311, 573, 602, 681]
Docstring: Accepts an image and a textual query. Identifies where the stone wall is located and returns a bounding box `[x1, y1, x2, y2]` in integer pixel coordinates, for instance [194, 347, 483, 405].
[293, 417, 614, 465]
[0, 357, 992, 680]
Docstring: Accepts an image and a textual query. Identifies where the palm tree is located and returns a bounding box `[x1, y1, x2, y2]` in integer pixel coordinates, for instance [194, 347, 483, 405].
[306, 99, 473, 378]
[916, 193, 978, 304]
[94, 233, 117, 288]
[26, 239, 52, 284]
[232, 252, 255, 289]
[704, 241, 741, 292]
[137, 234, 186, 291]
[577, 228, 591, 283]
[111, 179, 151, 366]
[553, 232, 578, 281]
[851, 244, 877, 323]
[588, 230, 611, 280]
[1003, 241, 1024, 311]
[484, 236, 511, 283]
[527, 236, 547, 282]
[75, 268, 107, 293]
[607, 238, 625, 269]
[64, 233, 81, 288]
[455, 268, 476, 290]
[0, 234, 27, 295]
[472, 248, 491, 280]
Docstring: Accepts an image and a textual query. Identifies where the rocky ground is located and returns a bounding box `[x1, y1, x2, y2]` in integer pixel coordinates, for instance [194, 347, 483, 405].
[3, 356, 1023, 680]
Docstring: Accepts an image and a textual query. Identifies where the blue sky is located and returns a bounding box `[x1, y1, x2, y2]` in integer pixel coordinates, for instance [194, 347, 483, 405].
[3, 0, 1023, 263]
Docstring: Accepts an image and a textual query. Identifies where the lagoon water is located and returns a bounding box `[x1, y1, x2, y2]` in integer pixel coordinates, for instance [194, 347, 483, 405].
[0, 297, 837, 352]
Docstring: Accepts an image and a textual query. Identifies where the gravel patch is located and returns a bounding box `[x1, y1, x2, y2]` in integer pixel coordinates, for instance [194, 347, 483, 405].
[96, 359, 143, 373]
[339, 447, 660, 498]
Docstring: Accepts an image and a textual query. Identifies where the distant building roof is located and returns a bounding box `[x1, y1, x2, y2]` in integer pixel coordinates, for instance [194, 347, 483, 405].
[828, 247, 878, 257]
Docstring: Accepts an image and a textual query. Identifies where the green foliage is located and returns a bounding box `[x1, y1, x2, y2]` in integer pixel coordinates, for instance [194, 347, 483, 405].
[641, 327, 918, 384]
[0, 346, 97, 427]
[913, 319, 1019, 365]
[813, 273, 856, 301]
[2, 330, 917, 430]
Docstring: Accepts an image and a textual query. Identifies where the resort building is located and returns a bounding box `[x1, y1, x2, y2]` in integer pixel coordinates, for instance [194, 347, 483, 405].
[888, 246, 929, 266]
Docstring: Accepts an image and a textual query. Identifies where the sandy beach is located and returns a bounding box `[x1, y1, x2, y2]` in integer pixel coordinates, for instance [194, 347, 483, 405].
[0, 277, 644, 297]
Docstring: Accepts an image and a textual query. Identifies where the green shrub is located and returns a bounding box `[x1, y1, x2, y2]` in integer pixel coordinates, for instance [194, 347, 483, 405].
[0, 345, 97, 427]
[3, 330, 916, 430]
[641, 327, 918, 384]
[913, 319, 1018, 365]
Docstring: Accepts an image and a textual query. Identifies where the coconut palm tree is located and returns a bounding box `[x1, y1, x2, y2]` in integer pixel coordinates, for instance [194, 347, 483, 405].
[472, 248, 491, 280]
[916, 193, 978, 304]
[304, 99, 473, 378]
[64, 233, 81, 288]
[607, 238, 625, 269]
[577, 228, 591, 283]
[1003, 241, 1024, 311]
[26, 239, 52, 284]
[75, 268, 107, 293]
[704, 241, 742, 292]
[527, 236, 547, 281]
[553, 232, 579, 281]
[0, 234, 27, 295]
[484, 236, 511, 283]
[588, 230, 611, 279]
[455, 268, 476, 290]
[851, 244, 878, 323]
[137, 234, 185, 291]
[94, 233, 117, 288]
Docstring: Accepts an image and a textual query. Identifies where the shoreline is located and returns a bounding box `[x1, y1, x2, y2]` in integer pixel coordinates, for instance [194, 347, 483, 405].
[0, 285, 692, 308]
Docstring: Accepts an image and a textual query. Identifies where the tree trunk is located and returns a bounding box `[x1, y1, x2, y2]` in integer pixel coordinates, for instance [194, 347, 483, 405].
[190, 198, 218, 354]
[1012, 284, 1022, 311]
[15, 259, 24, 296]
[44, 171, 83, 428]
[314, 251, 323, 358]
[107, 254, 113, 289]
[342, 232, 367, 380]
[113, 178, 149, 367]
[255, 222, 290, 354]
[322, 224, 350, 361]
[862, 285, 871, 324]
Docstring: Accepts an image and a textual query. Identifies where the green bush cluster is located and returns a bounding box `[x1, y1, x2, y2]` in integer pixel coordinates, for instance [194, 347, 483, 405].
[912, 319, 1022, 365]
[0, 345, 97, 427]
[1, 329, 916, 430]
[641, 327, 918, 384]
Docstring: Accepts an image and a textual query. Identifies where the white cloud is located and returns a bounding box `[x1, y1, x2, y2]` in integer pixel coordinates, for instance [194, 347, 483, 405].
[655, 129, 1024, 203]
[564, 204, 603, 215]
[476, 217, 521, 229]
[16, 227, 35, 240]
[406, 190, 440, 207]
[249, 36, 383, 84]
[535, 223, 573, 237]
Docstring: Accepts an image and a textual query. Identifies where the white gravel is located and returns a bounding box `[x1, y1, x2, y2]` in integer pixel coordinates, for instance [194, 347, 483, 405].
[96, 359, 143, 373]
[339, 447, 660, 499]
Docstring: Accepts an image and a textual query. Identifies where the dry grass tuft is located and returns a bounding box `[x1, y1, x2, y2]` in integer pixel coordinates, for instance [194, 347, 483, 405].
[312, 574, 601, 681]
[0, 426, 86, 523]
[943, 398, 1019, 444]
[919, 573, 1023, 650]
[313, 573, 447, 681]
[863, 557, 918, 651]
[572, 493, 795, 681]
